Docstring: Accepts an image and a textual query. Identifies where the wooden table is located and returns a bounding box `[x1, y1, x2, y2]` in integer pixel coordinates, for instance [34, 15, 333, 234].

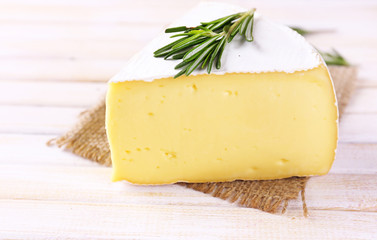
[1, 0, 376, 239]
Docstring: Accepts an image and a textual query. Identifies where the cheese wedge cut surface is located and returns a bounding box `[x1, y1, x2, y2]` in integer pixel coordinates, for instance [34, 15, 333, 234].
[106, 3, 338, 184]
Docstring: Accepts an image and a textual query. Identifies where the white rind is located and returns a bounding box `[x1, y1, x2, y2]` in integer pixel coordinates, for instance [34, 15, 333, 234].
[110, 2, 321, 83]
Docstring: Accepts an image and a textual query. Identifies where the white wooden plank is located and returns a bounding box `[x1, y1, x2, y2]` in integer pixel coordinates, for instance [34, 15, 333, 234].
[0, 0, 199, 8]
[346, 87, 377, 113]
[0, 39, 143, 60]
[0, 199, 376, 240]
[287, 174, 377, 212]
[0, 81, 106, 107]
[0, 2, 185, 24]
[1, 165, 376, 212]
[0, 134, 98, 167]
[1, 0, 376, 25]
[0, 58, 123, 82]
[0, 106, 84, 134]
[331, 143, 377, 174]
[339, 113, 377, 142]
[0, 165, 230, 208]
[1, 0, 376, 5]
[358, 66, 377, 87]
[0, 22, 160, 42]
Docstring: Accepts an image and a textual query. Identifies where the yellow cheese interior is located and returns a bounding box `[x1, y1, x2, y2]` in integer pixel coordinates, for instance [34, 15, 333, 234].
[106, 65, 338, 184]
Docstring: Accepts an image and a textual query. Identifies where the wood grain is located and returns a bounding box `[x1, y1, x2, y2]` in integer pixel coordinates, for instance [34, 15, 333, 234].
[1, 165, 376, 211]
[0, 81, 107, 107]
[0, 200, 376, 239]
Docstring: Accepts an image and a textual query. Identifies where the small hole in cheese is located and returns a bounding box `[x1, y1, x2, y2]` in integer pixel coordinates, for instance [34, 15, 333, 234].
[280, 158, 290, 164]
[163, 151, 177, 159]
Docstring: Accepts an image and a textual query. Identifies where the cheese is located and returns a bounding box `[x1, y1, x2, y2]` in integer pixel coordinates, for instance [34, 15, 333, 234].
[106, 2, 338, 184]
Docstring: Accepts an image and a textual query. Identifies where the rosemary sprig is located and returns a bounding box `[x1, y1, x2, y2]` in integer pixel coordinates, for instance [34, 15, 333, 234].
[290, 26, 312, 36]
[290, 26, 350, 66]
[319, 49, 350, 66]
[290, 26, 334, 36]
[154, 9, 256, 78]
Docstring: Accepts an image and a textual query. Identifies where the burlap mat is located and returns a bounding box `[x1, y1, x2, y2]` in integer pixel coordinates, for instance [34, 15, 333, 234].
[49, 66, 357, 216]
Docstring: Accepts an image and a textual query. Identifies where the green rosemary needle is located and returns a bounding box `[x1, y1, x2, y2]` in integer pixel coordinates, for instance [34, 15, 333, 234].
[319, 49, 350, 66]
[290, 26, 350, 66]
[154, 9, 256, 78]
[290, 26, 335, 36]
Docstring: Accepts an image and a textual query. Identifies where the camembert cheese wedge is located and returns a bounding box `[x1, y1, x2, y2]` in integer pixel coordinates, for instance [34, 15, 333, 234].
[106, 3, 338, 184]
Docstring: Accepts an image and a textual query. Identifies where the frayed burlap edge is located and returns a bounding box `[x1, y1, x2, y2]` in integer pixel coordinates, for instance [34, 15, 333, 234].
[48, 66, 357, 216]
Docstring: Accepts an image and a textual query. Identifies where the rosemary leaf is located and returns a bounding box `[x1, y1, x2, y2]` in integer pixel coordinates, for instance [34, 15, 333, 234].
[163, 47, 191, 60]
[202, 45, 216, 69]
[227, 23, 241, 42]
[230, 21, 242, 37]
[290, 26, 334, 36]
[289, 26, 350, 66]
[172, 34, 202, 49]
[201, 13, 241, 26]
[171, 29, 208, 38]
[210, 15, 238, 31]
[208, 37, 226, 73]
[174, 60, 192, 69]
[244, 15, 254, 42]
[154, 36, 190, 56]
[186, 44, 218, 76]
[183, 36, 220, 62]
[170, 37, 207, 53]
[216, 40, 227, 69]
[240, 15, 251, 35]
[206, 23, 215, 29]
[165, 26, 189, 33]
[172, 52, 187, 59]
[319, 49, 350, 66]
[170, 33, 193, 38]
[174, 67, 189, 78]
[290, 27, 311, 36]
